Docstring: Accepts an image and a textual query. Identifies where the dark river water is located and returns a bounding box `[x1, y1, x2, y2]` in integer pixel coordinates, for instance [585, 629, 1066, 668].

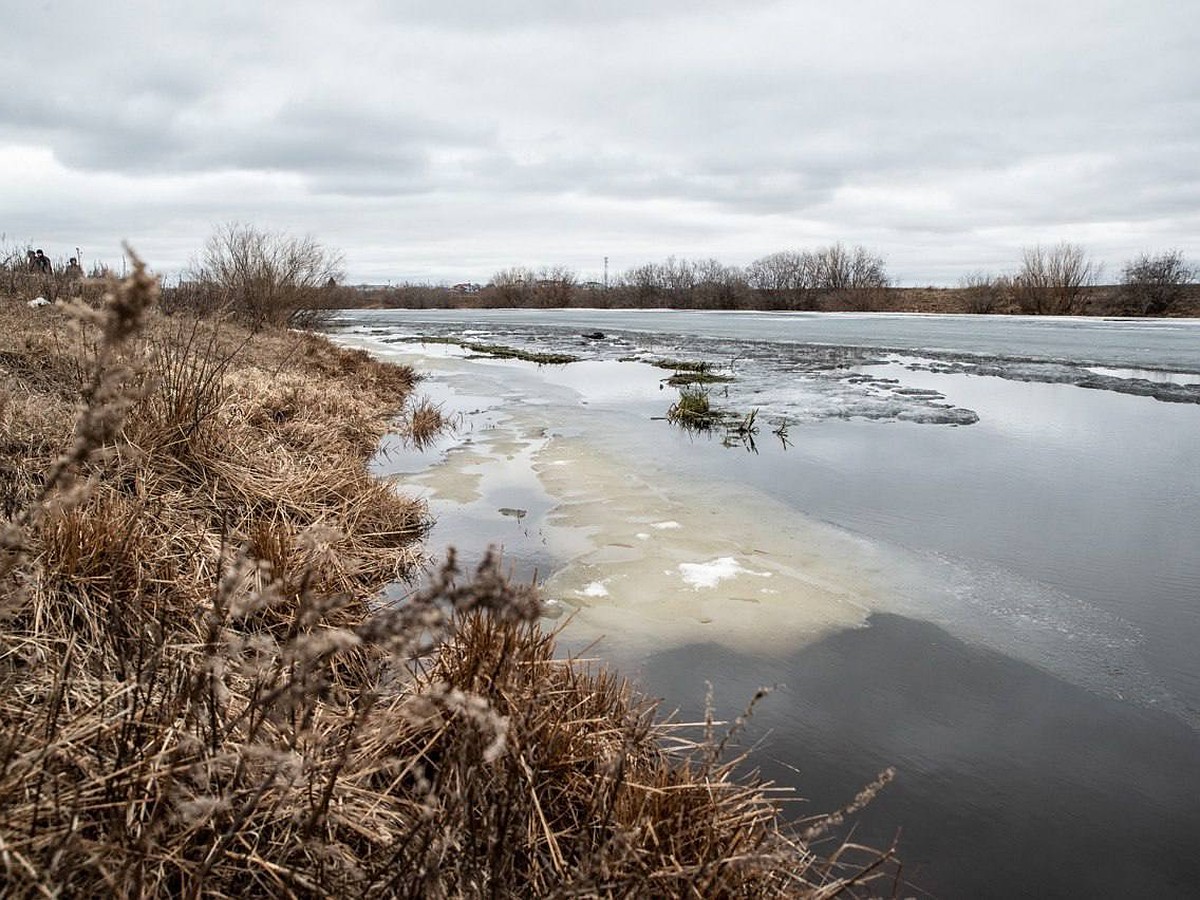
[331, 309, 1200, 898]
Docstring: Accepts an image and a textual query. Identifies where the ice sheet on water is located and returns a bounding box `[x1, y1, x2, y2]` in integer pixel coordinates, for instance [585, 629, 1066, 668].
[909, 357, 1200, 404]
[333, 316, 1200, 435]
[881, 551, 1194, 728]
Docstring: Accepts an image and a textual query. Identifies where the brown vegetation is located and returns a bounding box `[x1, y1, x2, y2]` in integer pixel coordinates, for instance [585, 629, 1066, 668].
[345, 244, 1199, 317]
[168, 223, 345, 331]
[1119, 250, 1198, 316]
[0, 259, 898, 896]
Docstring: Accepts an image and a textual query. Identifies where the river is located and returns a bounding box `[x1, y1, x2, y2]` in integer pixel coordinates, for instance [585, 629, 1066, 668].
[330, 309, 1200, 898]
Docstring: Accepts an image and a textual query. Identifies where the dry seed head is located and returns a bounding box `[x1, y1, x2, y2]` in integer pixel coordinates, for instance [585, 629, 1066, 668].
[297, 523, 345, 551]
[175, 795, 231, 828]
[284, 628, 362, 664]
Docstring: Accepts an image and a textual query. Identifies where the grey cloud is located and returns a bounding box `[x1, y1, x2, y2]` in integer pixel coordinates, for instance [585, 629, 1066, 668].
[384, 0, 779, 30]
[2, 0, 1198, 284]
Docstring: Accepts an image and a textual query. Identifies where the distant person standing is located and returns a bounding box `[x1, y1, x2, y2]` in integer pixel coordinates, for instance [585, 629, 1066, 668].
[64, 257, 84, 280]
[33, 250, 52, 274]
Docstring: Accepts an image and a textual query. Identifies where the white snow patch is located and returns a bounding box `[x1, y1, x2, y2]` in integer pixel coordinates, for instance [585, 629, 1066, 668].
[678, 557, 771, 590]
[651, 520, 682, 530]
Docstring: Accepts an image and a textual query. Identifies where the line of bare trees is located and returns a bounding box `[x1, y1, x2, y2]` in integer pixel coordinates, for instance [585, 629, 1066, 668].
[23, 225, 1190, 322]
[462, 244, 891, 312]
[958, 243, 1196, 316]
[357, 241, 1195, 315]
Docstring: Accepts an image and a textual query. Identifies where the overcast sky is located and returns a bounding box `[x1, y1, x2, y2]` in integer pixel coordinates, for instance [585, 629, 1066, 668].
[3, 0, 1197, 285]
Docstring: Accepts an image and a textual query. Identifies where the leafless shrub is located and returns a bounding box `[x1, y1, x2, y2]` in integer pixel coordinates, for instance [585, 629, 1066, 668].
[179, 223, 344, 330]
[1119, 249, 1196, 316]
[488, 266, 537, 306]
[693, 257, 751, 309]
[746, 250, 821, 309]
[958, 271, 1005, 314]
[1012, 243, 1100, 315]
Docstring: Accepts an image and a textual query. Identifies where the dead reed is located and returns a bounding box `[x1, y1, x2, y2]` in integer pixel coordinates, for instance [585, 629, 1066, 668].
[0, 263, 897, 897]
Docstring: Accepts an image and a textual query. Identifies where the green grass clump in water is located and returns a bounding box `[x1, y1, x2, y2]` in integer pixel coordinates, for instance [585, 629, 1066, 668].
[667, 385, 719, 430]
[627, 357, 734, 386]
[462, 341, 579, 364]
[641, 357, 713, 372]
[402, 336, 578, 365]
[664, 370, 734, 386]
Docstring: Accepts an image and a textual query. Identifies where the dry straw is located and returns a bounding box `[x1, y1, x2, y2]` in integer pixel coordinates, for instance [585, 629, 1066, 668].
[0, 257, 898, 897]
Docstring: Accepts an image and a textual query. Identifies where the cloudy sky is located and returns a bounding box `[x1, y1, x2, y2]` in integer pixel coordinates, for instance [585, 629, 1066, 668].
[3, 0, 1197, 285]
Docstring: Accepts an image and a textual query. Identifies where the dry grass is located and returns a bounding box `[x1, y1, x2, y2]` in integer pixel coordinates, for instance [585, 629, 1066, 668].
[0, 261, 898, 897]
[403, 397, 448, 451]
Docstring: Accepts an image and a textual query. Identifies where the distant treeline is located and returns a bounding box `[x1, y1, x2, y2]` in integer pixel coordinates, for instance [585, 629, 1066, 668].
[346, 243, 1199, 317]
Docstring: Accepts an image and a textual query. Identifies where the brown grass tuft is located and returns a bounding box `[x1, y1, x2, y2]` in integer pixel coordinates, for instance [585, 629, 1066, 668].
[403, 396, 448, 451]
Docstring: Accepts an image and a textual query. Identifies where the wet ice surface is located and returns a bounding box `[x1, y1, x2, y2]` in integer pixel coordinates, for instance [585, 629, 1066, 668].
[344, 315, 1200, 437]
[334, 322, 1200, 730]
[336, 312, 1200, 898]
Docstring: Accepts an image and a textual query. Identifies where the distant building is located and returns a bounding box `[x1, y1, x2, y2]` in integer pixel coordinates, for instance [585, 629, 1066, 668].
[451, 282, 482, 294]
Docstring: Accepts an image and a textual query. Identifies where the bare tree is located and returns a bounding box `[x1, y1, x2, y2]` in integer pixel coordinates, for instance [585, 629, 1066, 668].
[692, 258, 750, 309]
[183, 224, 344, 329]
[1119, 250, 1196, 316]
[746, 251, 820, 309]
[811, 243, 889, 309]
[618, 262, 665, 306]
[616, 257, 697, 307]
[1012, 242, 1099, 315]
[533, 265, 577, 307]
[660, 256, 697, 299]
[813, 243, 853, 292]
[488, 267, 536, 306]
[747, 245, 886, 309]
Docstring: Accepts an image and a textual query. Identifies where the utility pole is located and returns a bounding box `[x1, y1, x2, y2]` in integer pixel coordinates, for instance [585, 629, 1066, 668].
[603, 256, 609, 291]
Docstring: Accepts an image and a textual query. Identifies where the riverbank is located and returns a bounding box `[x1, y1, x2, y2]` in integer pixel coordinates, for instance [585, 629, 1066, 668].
[0, 274, 893, 896]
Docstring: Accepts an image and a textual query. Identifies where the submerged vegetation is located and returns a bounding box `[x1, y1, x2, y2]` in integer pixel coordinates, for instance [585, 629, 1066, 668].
[636, 357, 736, 387]
[402, 335, 580, 365]
[667, 384, 720, 430]
[0, 252, 898, 896]
[666, 385, 776, 452]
